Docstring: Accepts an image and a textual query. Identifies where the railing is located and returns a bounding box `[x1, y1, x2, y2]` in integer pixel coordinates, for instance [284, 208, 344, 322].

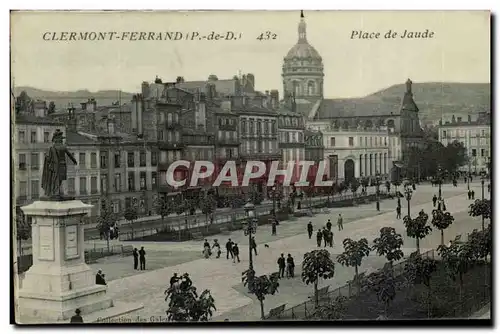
[269, 250, 435, 320]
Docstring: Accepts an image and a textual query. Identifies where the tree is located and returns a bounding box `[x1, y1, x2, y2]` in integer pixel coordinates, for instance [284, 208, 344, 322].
[469, 199, 491, 230]
[403, 210, 432, 253]
[242, 270, 280, 319]
[155, 196, 173, 232]
[337, 238, 371, 284]
[165, 273, 216, 322]
[312, 296, 348, 320]
[96, 199, 117, 252]
[124, 206, 138, 238]
[437, 236, 475, 302]
[403, 251, 438, 317]
[201, 194, 217, 231]
[350, 178, 360, 197]
[372, 227, 404, 270]
[301, 249, 336, 307]
[47, 101, 56, 114]
[16, 91, 33, 113]
[431, 209, 454, 245]
[15, 209, 31, 258]
[442, 141, 467, 174]
[360, 268, 397, 319]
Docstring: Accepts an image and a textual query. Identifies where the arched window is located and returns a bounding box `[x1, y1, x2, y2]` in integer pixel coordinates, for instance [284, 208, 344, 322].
[293, 81, 300, 96]
[308, 81, 315, 95]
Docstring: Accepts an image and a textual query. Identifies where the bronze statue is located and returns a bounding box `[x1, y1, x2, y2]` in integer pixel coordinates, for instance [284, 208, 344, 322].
[41, 129, 77, 199]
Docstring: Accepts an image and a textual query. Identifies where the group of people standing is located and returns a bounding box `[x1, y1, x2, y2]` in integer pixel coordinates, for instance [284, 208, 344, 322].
[132, 247, 147, 270]
[307, 215, 344, 248]
[277, 253, 295, 279]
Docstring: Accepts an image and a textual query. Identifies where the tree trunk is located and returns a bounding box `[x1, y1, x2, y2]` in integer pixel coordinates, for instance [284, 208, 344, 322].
[427, 285, 431, 318]
[440, 230, 444, 246]
[416, 238, 420, 253]
[314, 281, 319, 307]
[260, 300, 265, 320]
[354, 265, 359, 289]
[106, 232, 110, 253]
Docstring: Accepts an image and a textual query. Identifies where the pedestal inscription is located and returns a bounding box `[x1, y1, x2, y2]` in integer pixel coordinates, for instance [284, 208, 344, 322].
[65, 224, 79, 259]
[38, 225, 54, 261]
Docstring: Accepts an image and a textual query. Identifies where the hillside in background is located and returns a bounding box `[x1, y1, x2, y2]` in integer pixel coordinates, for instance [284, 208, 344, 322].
[368, 82, 491, 122]
[13, 87, 135, 109]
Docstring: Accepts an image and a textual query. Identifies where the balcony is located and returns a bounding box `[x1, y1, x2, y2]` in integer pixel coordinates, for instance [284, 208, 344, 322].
[165, 122, 182, 130]
[279, 123, 305, 130]
[279, 142, 305, 149]
[219, 124, 237, 131]
[216, 138, 240, 146]
[18, 163, 27, 170]
[240, 152, 282, 161]
[158, 141, 184, 150]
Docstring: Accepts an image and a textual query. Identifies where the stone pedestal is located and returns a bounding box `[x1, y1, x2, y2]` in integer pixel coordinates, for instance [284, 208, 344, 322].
[17, 200, 142, 323]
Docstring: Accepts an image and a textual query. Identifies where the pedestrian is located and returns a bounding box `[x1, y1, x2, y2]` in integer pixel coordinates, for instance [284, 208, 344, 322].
[251, 236, 258, 256]
[326, 219, 332, 231]
[226, 239, 234, 259]
[277, 254, 286, 278]
[396, 205, 401, 219]
[468, 190, 471, 200]
[337, 214, 343, 231]
[139, 246, 146, 270]
[307, 222, 313, 239]
[70, 309, 83, 323]
[271, 220, 277, 235]
[232, 243, 240, 263]
[316, 229, 323, 247]
[432, 194, 437, 207]
[203, 239, 210, 249]
[170, 273, 179, 288]
[464, 176, 467, 184]
[328, 230, 334, 247]
[286, 254, 295, 278]
[471, 190, 475, 200]
[133, 248, 139, 270]
[212, 239, 221, 258]
[322, 228, 329, 247]
[95, 269, 106, 285]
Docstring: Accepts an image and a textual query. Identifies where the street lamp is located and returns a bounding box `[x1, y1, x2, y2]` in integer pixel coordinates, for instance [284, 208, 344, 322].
[480, 172, 486, 231]
[404, 187, 413, 218]
[375, 171, 381, 211]
[243, 201, 257, 292]
[271, 183, 278, 219]
[437, 165, 443, 200]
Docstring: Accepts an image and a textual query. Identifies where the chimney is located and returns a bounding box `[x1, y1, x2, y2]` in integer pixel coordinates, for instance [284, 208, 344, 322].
[246, 73, 255, 90]
[176, 76, 185, 83]
[88, 98, 96, 112]
[270, 90, 279, 109]
[80, 102, 87, 111]
[141, 81, 150, 98]
[67, 105, 77, 131]
[406, 78, 412, 94]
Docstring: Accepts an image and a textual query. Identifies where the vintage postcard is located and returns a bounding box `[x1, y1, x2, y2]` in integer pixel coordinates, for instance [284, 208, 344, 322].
[11, 10, 491, 324]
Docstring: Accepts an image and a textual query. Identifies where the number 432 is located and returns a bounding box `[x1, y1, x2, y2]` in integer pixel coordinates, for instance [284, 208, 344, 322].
[256, 31, 277, 41]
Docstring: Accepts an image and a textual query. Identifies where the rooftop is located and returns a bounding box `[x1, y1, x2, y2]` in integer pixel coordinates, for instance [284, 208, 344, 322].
[15, 113, 64, 126]
[66, 131, 97, 145]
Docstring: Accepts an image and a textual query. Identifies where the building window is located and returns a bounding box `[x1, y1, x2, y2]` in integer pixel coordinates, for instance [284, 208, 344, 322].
[68, 178, 75, 194]
[158, 130, 164, 140]
[18, 131, 25, 143]
[91, 176, 98, 194]
[114, 173, 121, 192]
[18, 154, 26, 170]
[128, 172, 135, 191]
[152, 172, 157, 190]
[31, 180, 39, 199]
[79, 153, 86, 167]
[113, 201, 120, 214]
[19, 181, 27, 198]
[370, 137, 373, 146]
[271, 120, 276, 134]
[30, 131, 36, 143]
[151, 152, 158, 166]
[127, 152, 135, 167]
[472, 149, 477, 157]
[365, 137, 368, 146]
[44, 131, 50, 143]
[125, 197, 131, 208]
[30, 153, 39, 170]
[100, 152, 107, 169]
[140, 172, 147, 190]
[79, 177, 87, 195]
[100, 175, 107, 193]
[91, 153, 97, 168]
[442, 130, 447, 138]
[348, 137, 354, 147]
[140, 151, 146, 167]
[481, 149, 485, 157]
[330, 137, 335, 147]
[114, 152, 121, 168]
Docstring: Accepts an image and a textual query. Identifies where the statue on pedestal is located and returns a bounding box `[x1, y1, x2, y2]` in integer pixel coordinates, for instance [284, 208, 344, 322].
[41, 129, 78, 200]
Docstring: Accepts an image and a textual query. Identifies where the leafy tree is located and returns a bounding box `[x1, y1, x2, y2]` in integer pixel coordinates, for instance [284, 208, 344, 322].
[469, 199, 491, 230]
[47, 101, 56, 114]
[301, 249, 336, 307]
[242, 270, 280, 319]
[360, 177, 369, 192]
[403, 251, 438, 317]
[250, 190, 264, 205]
[442, 141, 467, 174]
[96, 199, 117, 252]
[164, 273, 216, 322]
[350, 178, 360, 197]
[467, 227, 492, 262]
[124, 205, 138, 238]
[372, 227, 404, 270]
[312, 296, 348, 320]
[155, 196, 173, 231]
[431, 209, 454, 245]
[337, 238, 371, 284]
[16, 91, 33, 113]
[360, 268, 397, 319]
[201, 194, 217, 230]
[437, 236, 474, 301]
[403, 210, 432, 253]
[15, 209, 31, 258]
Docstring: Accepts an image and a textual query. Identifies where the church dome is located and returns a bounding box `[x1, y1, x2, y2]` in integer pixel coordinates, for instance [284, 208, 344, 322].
[285, 42, 322, 61]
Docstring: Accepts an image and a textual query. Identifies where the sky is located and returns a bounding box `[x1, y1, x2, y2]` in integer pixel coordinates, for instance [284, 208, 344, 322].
[10, 10, 490, 98]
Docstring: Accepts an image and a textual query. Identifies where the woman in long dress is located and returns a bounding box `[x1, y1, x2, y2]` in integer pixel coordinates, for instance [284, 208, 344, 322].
[203, 245, 211, 259]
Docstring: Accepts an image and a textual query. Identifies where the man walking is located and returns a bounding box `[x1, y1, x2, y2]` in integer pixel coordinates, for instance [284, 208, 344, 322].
[286, 254, 295, 278]
[277, 254, 286, 279]
[271, 220, 277, 235]
[396, 205, 401, 219]
[133, 248, 139, 270]
[232, 243, 240, 263]
[337, 214, 344, 231]
[307, 222, 313, 239]
[316, 229, 323, 247]
[432, 194, 437, 207]
[328, 230, 334, 247]
[70, 309, 84, 323]
[226, 239, 234, 260]
[326, 219, 332, 232]
[250, 236, 258, 256]
[139, 246, 146, 270]
[471, 190, 475, 200]
[322, 228, 329, 247]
